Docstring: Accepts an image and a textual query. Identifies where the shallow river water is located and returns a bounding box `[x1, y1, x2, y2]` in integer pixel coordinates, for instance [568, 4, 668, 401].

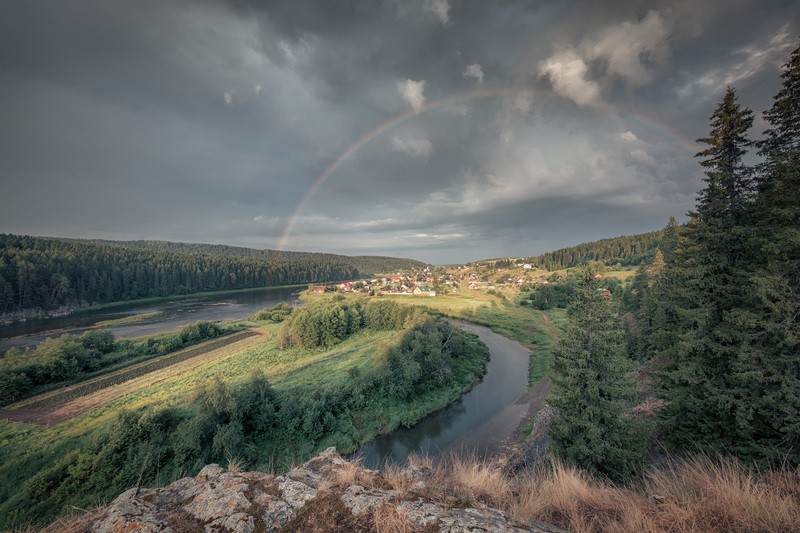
[358, 320, 531, 469]
[0, 286, 301, 353]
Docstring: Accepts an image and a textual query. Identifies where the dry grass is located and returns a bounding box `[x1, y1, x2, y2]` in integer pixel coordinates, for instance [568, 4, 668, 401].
[509, 460, 651, 533]
[372, 503, 415, 533]
[382, 462, 415, 499]
[413, 452, 511, 508]
[448, 455, 512, 506]
[396, 452, 800, 533]
[34, 505, 107, 533]
[327, 457, 384, 490]
[641, 456, 800, 533]
[283, 491, 367, 533]
[406, 452, 434, 472]
[505, 456, 800, 533]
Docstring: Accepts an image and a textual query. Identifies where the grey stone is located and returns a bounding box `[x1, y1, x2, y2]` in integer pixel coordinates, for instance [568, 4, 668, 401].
[277, 478, 317, 509]
[205, 512, 254, 533]
[91, 488, 173, 533]
[340, 484, 397, 516]
[89, 447, 567, 533]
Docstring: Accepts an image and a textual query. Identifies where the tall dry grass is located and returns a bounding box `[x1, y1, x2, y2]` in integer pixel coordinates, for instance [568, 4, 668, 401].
[372, 503, 415, 533]
[511, 456, 800, 533]
[398, 452, 800, 533]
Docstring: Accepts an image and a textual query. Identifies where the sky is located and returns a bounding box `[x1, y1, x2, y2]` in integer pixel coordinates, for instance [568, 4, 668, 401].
[1, 1, 798, 264]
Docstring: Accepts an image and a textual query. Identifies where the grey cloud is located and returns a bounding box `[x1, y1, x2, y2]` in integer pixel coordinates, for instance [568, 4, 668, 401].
[1, 0, 798, 263]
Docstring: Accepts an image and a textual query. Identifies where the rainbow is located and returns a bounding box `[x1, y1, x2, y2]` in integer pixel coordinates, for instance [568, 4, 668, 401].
[275, 87, 700, 252]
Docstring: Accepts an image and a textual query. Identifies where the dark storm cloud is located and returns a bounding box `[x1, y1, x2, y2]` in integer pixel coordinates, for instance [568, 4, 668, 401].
[1, 0, 798, 263]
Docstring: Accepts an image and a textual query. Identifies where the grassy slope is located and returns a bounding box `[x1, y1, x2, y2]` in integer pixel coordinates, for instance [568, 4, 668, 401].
[306, 291, 565, 386]
[0, 321, 489, 526]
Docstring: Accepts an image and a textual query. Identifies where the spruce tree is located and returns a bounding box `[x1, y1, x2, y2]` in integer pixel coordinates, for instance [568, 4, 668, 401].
[734, 38, 800, 464]
[657, 88, 758, 456]
[548, 267, 645, 482]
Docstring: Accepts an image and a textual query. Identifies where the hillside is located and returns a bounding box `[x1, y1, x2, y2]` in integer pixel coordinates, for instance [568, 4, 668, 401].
[63, 237, 428, 274]
[0, 234, 424, 316]
[523, 229, 664, 270]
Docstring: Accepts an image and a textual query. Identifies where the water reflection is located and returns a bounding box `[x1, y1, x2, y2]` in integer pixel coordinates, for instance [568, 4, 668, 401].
[358, 323, 530, 469]
[0, 286, 301, 353]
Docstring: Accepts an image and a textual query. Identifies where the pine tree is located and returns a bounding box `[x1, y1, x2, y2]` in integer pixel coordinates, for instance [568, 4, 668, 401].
[732, 38, 800, 464]
[548, 267, 645, 482]
[657, 88, 758, 456]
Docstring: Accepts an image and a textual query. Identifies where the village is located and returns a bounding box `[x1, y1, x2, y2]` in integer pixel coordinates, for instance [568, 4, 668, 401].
[309, 259, 573, 298]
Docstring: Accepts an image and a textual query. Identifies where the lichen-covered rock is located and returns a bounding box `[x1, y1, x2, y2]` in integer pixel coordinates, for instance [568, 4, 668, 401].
[91, 488, 173, 533]
[275, 476, 317, 509]
[340, 484, 397, 516]
[87, 448, 567, 533]
[440, 506, 529, 533]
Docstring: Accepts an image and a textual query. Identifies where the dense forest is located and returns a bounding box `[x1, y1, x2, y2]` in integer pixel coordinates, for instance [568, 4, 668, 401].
[524, 229, 664, 270]
[548, 41, 800, 481]
[0, 235, 423, 316]
[64, 238, 427, 274]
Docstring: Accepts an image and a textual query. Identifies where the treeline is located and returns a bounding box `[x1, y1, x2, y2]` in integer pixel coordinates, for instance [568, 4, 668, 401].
[277, 298, 413, 349]
[524, 230, 664, 270]
[548, 40, 800, 482]
[0, 321, 238, 406]
[0, 308, 488, 527]
[0, 234, 362, 315]
[61, 238, 427, 275]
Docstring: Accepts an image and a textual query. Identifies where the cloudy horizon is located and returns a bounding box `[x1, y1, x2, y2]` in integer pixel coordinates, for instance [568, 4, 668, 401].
[1, 1, 798, 263]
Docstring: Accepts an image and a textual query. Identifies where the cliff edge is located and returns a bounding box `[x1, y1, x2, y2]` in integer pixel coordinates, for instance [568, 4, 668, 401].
[59, 448, 566, 533]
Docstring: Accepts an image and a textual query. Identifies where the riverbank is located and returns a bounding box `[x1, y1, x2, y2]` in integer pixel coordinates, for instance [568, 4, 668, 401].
[0, 284, 309, 326]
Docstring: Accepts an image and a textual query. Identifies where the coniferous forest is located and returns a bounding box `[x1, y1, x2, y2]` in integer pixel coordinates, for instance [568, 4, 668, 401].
[549, 40, 800, 482]
[525, 229, 664, 270]
[0, 235, 423, 316]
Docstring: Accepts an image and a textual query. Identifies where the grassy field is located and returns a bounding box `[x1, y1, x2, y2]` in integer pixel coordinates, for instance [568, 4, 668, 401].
[0, 330, 261, 424]
[0, 311, 490, 527]
[305, 290, 564, 386]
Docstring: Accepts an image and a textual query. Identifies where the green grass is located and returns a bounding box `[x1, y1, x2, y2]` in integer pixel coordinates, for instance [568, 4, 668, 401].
[93, 310, 163, 327]
[306, 291, 565, 386]
[0, 318, 490, 528]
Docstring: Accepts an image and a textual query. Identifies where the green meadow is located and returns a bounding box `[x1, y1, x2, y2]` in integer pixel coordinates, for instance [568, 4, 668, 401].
[0, 300, 489, 528]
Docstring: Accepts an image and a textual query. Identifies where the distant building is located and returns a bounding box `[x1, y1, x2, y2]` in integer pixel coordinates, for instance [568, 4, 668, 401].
[413, 285, 436, 297]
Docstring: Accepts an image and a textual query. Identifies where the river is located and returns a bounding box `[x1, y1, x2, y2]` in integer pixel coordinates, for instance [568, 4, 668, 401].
[358, 320, 532, 469]
[0, 286, 302, 353]
[2, 293, 537, 467]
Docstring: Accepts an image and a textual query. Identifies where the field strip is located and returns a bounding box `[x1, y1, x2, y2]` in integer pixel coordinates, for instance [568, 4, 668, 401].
[0, 330, 263, 426]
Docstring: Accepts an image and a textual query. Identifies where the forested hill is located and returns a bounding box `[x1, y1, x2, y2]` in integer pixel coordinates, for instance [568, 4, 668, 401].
[60, 238, 427, 274]
[524, 229, 664, 270]
[0, 235, 421, 315]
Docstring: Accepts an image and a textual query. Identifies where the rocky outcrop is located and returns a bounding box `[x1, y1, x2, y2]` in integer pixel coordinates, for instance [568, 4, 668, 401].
[84, 447, 567, 533]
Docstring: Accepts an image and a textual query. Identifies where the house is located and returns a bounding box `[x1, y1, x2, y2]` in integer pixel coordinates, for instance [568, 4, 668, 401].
[469, 282, 478, 290]
[522, 264, 532, 269]
[413, 285, 436, 297]
[312, 285, 328, 293]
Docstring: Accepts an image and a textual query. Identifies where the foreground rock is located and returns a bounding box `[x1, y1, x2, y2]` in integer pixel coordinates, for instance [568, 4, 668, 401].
[76, 447, 566, 533]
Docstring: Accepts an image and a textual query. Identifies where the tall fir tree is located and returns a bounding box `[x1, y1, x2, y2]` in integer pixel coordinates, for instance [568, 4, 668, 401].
[733, 38, 800, 464]
[657, 88, 760, 457]
[548, 267, 645, 482]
